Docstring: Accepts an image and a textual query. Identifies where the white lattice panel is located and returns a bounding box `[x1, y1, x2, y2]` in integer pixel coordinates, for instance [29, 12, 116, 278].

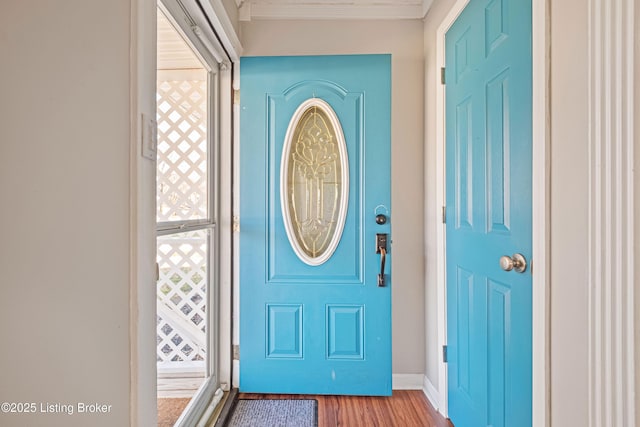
[157, 77, 208, 222]
[156, 231, 208, 365]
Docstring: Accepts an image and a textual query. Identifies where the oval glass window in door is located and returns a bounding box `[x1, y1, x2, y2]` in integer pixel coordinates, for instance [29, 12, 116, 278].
[280, 98, 349, 266]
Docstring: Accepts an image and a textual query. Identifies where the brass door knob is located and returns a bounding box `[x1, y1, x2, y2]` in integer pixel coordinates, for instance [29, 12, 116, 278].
[499, 253, 527, 273]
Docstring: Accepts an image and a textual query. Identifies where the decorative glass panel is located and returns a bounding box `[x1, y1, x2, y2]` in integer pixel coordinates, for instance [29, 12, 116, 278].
[281, 99, 349, 266]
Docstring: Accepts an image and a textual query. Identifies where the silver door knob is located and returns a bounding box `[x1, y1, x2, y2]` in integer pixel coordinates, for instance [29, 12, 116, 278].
[499, 253, 527, 273]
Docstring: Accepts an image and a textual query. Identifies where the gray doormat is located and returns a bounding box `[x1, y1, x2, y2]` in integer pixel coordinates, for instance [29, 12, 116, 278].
[227, 399, 318, 427]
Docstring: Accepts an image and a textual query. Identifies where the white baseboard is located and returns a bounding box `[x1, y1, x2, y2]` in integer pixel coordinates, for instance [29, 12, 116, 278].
[422, 375, 442, 413]
[392, 374, 424, 390]
[234, 370, 429, 393]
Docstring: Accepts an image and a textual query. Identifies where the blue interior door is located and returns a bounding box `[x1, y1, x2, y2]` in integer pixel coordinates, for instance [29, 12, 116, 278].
[240, 55, 392, 395]
[445, 0, 532, 426]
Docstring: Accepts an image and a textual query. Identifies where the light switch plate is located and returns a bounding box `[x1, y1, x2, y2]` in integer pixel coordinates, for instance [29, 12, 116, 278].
[141, 113, 157, 160]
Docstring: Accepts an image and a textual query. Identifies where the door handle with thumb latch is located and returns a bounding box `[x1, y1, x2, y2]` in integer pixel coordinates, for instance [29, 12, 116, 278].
[378, 247, 386, 286]
[376, 234, 388, 286]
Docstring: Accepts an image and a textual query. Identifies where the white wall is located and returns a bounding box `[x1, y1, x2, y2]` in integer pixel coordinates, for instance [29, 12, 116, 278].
[0, 1, 135, 426]
[239, 19, 427, 375]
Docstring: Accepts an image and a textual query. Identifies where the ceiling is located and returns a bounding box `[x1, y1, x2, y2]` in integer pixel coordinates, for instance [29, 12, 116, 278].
[157, 9, 204, 70]
[236, 0, 434, 21]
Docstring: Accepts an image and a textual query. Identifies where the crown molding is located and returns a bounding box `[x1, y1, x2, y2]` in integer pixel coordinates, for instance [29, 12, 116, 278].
[238, 1, 429, 21]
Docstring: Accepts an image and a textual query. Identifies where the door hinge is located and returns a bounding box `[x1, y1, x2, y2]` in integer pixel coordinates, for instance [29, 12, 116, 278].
[443, 345, 448, 363]
[233, 215, 240, 232]
[233, 345, 240, 360]
[442, 206, 446, 224]
[233, 89, 240, 105]
[440, 67, 446, 85]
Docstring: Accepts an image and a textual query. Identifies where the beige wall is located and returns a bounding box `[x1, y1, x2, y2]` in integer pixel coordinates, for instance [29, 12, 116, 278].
[1, 0, 634, 425]
[422, 0, 457, 393]
[222, 0, 240, 35]
[549, 0, 590, 425]
[240, 19, 426, 375]
[0, 1, 133, 426]
[636, 1, 640, 424]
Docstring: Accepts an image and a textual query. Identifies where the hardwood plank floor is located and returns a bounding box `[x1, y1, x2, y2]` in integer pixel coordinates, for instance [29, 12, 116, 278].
[237, 390, 453, 427]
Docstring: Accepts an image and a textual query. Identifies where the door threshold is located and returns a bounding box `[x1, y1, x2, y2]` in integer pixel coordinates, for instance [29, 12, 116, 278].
[212, 388, 238, 427]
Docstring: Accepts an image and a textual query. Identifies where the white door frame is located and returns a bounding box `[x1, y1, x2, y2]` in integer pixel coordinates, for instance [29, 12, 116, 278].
[434, 0, 550, 424]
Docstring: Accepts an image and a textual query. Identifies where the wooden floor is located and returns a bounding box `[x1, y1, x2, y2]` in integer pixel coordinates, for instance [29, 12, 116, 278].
[238, 390, 453, 427]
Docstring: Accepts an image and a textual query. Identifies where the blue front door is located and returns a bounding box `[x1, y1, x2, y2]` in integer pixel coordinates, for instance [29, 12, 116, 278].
[445, 0, 532, 426]
[240, 55, 392, 395]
